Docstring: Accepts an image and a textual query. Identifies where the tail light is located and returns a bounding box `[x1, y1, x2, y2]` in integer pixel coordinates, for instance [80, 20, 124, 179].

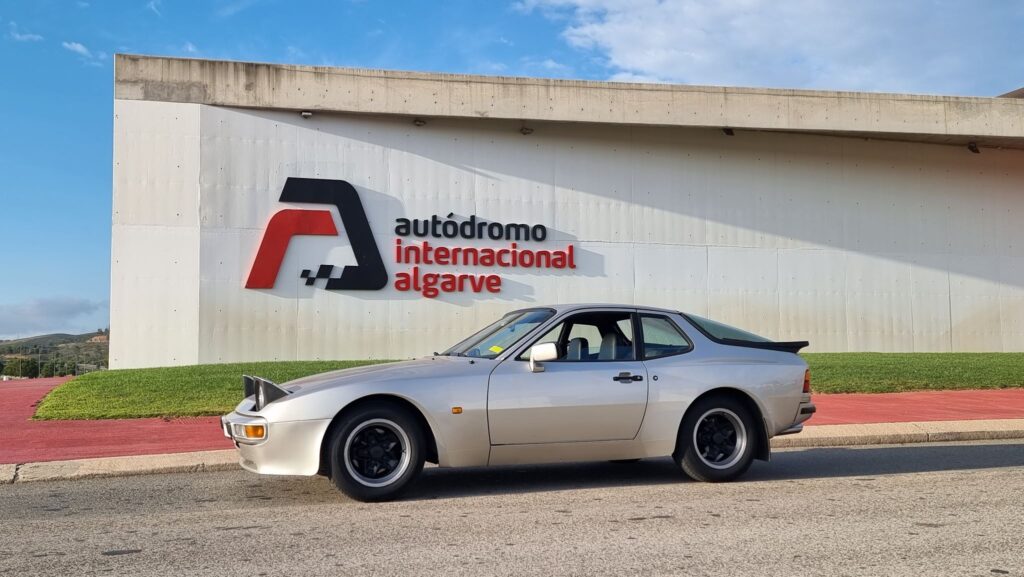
[803, 369, 811, 394]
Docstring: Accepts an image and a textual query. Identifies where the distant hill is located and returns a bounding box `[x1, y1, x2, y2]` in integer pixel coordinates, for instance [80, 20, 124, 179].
[0, 331, 109, 373]
[0, 332, 103, 350]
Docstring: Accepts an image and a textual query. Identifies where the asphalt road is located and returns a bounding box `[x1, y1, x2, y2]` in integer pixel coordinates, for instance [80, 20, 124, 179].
[2, 441, 1023, 577]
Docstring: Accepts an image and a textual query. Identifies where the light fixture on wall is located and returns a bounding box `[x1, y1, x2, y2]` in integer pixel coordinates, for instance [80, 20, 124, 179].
[722, 128, 735, 136]
[300, 111, 313, 119]
[967, 142, 980, 154]
[413, 118, 427, 127]
[520, 126, 534, 136]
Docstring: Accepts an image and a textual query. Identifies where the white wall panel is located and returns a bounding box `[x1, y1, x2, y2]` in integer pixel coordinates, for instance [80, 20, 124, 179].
[949, 255, 1004, 351]
[111, 100, 201, 368]
[112, 100, 199, 227]
[777, 250, 848, 351]
[633, 245, 709, 315]
[907, 253, 953, 352]
[707, 247, 780, 340]
[111, 102, 1024, 367]
[110, 225, 200, 367]
[844, 254, 914, 351]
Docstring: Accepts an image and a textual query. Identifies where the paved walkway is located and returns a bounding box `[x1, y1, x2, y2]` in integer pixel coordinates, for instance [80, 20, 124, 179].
[0, 377, 231, 465]
[811, 389, 1024, 425]
[3, 377, 1024, 464]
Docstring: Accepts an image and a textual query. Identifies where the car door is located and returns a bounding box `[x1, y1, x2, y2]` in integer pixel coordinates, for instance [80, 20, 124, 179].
[487, 310, 649, 445]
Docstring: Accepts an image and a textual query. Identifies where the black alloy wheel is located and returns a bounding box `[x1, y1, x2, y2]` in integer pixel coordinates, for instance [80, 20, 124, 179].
[328, 401, 425, 502]
[674, 394, 757, 483]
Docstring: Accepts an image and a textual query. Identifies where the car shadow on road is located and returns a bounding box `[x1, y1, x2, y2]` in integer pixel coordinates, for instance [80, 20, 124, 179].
[403, 440, 1024, 501]
[748, 440, 1024, 482]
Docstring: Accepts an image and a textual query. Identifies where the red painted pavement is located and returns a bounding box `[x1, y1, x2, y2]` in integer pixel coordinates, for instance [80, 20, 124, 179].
[810, 389, 1024, 425]
[0, 377, 231, 465]
[3, 378, 1024, 464]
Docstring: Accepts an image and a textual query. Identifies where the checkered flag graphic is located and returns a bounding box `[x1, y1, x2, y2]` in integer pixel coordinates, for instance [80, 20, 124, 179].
[300, 264, 335, 286]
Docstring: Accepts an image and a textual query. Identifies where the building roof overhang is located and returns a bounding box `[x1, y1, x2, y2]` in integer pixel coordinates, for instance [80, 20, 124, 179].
[115, 54, 1024, 151]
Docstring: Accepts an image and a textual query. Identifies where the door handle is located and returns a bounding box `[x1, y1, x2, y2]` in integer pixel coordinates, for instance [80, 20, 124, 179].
[613, 372, 643, 383]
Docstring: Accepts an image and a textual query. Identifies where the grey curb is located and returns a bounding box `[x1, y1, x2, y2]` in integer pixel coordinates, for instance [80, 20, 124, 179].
[770, 419, 1024, 448]
[8, 450, 238, 484]
[5, 419, 1024, 483]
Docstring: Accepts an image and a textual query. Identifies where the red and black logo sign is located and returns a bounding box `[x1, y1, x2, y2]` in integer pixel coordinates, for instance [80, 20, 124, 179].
[247, 178, 575, 297]
[245, 178, 387, 290]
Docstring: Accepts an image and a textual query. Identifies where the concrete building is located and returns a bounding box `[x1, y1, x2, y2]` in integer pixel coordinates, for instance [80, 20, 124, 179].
[111, 54, 1024, 368]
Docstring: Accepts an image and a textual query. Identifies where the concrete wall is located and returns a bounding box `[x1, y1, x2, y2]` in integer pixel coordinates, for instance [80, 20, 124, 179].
[110, 100, 1024, 368]
[111, 100, 201, 367]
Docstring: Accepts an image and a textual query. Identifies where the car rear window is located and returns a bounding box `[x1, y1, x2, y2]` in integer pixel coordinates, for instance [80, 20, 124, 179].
[683, 314, 771, 343]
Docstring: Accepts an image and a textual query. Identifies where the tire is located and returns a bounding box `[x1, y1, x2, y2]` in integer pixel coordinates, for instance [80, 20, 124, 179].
[328, 401, 425, 502]
[674, 395, 757, 483]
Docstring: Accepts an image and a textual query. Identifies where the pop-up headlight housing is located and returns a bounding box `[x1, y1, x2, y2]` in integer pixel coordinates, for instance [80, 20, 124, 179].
[243, 375, 290, 411]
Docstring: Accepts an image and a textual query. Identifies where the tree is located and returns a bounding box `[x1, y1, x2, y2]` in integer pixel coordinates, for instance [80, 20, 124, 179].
[2, 358, 39, 379]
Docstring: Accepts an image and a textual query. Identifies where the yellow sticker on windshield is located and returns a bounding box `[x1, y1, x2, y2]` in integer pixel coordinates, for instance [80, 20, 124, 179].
[488, 345, 504, 354]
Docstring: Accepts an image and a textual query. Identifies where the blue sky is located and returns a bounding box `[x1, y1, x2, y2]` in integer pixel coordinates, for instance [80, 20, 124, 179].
[1, 0, 1022, 338]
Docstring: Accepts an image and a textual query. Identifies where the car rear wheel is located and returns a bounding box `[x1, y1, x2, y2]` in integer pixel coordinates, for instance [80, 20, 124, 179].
[328, 402, 425, 501]
[674, 395, 756, 483]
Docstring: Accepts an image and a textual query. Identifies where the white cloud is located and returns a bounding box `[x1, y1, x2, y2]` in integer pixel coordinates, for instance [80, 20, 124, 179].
[216, 0, 260, 18]
[286, 45, 307, 60]
[77, 1, 90, 7]
[0, 298, 108, 340]
[520, 0, 1024, 95]
[539, 58, 567, 71]
[62, 41, 107, 66]
[518, 57, 572, 76]
[62, 40, 92, 58]
[183, 41, 198, 53]
[61, 39, 108, 65]
[146, 0, 162, 16]
[8, 21, 44, 42]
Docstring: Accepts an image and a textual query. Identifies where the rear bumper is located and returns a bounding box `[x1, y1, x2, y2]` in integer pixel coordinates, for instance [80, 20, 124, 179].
[778, 396, 816, 435]
[778, 423, 804, 436]
[221, 411, 332, 476]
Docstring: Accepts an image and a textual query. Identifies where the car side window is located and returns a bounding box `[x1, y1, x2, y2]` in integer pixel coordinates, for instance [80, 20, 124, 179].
[566, 323, 602, 359]
[519, 311, 636, 361]
[641, 315, 693, 359]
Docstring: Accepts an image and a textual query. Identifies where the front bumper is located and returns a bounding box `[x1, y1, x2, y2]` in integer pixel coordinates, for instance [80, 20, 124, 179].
[221, 411, 332, 476]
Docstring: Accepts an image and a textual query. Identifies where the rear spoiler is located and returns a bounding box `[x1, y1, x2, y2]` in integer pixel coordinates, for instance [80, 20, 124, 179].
[717, 338, 809, 354]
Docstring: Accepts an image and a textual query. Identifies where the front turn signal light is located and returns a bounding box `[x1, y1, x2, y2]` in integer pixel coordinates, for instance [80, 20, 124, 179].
[232, 423, 267, 440]
[243, 425, 266, 439]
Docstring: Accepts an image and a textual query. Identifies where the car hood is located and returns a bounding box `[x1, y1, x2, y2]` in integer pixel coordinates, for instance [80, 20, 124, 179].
[280, 356, 492, 396]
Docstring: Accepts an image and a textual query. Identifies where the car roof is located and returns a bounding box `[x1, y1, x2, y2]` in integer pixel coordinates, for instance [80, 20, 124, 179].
[516, 303, 683, 316]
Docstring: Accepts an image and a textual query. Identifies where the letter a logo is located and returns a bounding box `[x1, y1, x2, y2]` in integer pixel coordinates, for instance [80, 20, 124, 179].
[245, 178, 388, 290]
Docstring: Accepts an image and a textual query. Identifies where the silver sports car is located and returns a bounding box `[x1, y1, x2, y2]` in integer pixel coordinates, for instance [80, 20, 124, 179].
[221, 304, 815, 501]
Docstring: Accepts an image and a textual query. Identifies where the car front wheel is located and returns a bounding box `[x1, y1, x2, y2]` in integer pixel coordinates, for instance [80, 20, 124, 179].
[674, 395, 757, 483]
[328, 402, 425, 501]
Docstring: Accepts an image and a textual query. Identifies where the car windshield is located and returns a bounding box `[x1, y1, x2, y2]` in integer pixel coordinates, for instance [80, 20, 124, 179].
[684, 314, 771, 343]
[443, 309, 555, 359]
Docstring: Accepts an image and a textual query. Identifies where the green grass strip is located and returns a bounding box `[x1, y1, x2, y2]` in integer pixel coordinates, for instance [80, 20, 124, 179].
[33, 360, 389, 420]
[804, 353, 1024, 394]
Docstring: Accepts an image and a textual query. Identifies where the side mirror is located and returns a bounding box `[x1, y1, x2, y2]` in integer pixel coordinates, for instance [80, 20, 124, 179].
[529, 342, 558, 373]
